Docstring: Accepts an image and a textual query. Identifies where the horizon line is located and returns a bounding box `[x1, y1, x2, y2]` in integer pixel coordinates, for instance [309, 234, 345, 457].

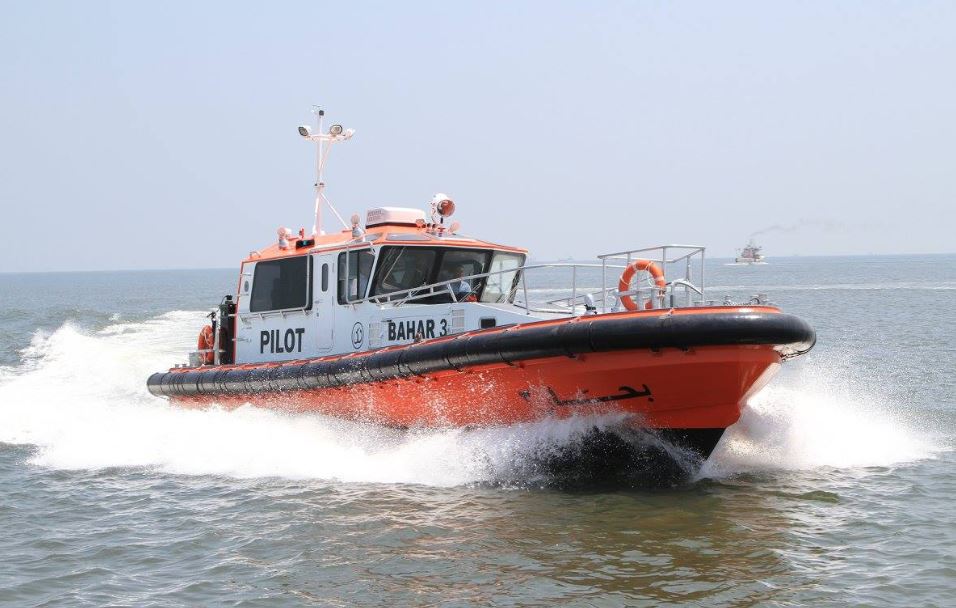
[1, 251, 954, 275]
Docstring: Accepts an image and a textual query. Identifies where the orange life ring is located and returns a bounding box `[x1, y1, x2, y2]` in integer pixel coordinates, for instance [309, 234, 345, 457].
[197, 324, 216, 365]
[618, 259, 666, 311]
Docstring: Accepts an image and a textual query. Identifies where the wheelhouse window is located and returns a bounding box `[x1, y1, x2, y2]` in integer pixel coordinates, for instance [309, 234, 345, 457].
[338, 248, 375, 303]
[480, 252, 525, 303]
[249, 256, 311, 312]
[369, 246, 498, 303]
[370, 247, 438, 299]
[435, 249, 490, 300]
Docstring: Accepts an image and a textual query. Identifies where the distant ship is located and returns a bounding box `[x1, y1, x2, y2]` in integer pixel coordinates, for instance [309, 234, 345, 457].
[735, 240, 767, 264]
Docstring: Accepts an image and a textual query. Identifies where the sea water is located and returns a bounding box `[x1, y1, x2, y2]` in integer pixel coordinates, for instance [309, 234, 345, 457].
[0, 256, 953, 606]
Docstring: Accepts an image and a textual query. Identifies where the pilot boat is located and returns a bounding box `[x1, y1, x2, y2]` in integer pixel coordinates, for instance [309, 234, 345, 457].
[147, 109, 814, 466]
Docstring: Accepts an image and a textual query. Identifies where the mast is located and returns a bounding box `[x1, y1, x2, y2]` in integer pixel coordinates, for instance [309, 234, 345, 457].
[298, 108, 355, 237]
[313, 107, 324, 236]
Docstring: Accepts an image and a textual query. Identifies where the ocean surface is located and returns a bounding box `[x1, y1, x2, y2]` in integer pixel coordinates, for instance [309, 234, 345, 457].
[0, 255, 953, 606]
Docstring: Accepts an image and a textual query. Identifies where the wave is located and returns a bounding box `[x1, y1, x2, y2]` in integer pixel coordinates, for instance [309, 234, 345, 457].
[0, 313, 942, 486]
[700, 360, 944, 478]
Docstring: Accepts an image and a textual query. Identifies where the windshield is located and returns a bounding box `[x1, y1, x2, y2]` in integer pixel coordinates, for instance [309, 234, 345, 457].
[370, 247, 437, 299]
[480, 252, 525, 303]
[370, 246, 496, 302]
[435, 250, 488, 300]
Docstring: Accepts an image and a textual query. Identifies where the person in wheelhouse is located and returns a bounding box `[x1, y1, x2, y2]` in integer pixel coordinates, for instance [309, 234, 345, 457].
[364, 245, 521, 305]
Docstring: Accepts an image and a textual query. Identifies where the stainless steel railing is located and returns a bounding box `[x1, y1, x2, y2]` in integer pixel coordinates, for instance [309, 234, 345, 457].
[348, 244, 707, 316]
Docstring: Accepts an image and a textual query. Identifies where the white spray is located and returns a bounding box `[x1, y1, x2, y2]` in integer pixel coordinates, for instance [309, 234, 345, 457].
[0, 314, 941, 486]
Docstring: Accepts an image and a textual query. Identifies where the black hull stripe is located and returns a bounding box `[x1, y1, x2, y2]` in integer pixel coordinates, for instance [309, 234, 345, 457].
[147, 312, 815, 399]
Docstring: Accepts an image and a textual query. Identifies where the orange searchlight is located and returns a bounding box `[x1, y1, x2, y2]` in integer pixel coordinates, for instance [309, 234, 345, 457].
[437, 199, 455, 218]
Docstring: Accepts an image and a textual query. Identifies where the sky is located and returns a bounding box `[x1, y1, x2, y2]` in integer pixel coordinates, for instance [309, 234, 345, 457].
[1, 1, 954, 272]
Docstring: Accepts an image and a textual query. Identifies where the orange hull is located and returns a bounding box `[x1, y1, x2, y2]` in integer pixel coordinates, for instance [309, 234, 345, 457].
[174, 344, 781, 430]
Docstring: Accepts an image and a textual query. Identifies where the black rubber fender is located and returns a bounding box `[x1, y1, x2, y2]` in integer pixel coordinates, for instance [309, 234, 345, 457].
[147, 311, 815, 399]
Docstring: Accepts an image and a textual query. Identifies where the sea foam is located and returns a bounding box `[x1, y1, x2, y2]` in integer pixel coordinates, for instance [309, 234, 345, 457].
[0, 313, 940, 486]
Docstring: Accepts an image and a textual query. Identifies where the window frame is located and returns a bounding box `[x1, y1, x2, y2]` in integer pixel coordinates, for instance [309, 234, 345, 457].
[479, 251, 527, 304]
[337, 247, 376, 304]
[369, 245, 496, 303]
[369, 246, 441, 300]
[248, 255, 313, 314]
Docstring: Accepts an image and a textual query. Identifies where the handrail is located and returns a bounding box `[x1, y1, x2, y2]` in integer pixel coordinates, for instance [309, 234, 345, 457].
[598, 244, 704, 260]
[358, 262, 624, 307]
[341, 244, 706, 317]
[598, 244, 706, 312]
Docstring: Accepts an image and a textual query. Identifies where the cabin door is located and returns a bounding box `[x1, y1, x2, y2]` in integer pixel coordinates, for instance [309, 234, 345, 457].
[312, 254, 335, 351]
